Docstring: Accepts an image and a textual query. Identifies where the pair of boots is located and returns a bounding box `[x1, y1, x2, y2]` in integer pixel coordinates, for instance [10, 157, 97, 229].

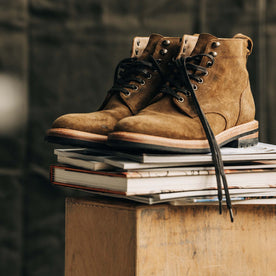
[46, 32, 259, 221]
[46, 33, 258, 153]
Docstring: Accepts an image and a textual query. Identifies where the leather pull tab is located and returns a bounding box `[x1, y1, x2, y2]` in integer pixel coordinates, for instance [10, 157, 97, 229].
[234, 33, 253, 56]
[176, 34, 199, 59]
[130, 37, 150, 58]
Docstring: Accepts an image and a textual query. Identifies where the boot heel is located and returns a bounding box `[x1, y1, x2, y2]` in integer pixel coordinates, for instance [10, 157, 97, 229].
[226, 132, 259, 148]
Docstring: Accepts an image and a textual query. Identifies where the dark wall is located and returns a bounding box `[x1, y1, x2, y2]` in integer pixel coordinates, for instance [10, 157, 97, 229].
[0, 0, 275, 275]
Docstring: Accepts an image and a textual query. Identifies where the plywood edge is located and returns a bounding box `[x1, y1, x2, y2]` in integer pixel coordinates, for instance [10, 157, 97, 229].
[66, 196, 142, 211]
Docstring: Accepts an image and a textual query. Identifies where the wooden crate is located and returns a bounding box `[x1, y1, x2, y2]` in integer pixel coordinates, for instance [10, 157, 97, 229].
[65, 197, 276, 276]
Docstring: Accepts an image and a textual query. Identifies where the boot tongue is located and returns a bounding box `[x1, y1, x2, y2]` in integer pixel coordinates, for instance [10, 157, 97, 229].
[176, 34, 199, 59]
[139, 33, 164, 59]
[190, 33, 217, 56]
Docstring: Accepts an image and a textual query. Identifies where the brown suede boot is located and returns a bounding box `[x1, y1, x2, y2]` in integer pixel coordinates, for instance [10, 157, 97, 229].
[109, 33, 259, 221]
[45, 34, 198, 147]
[109, 33, 258, 153]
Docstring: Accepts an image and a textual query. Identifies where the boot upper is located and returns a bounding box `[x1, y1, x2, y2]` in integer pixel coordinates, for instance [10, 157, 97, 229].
[114, 33, 256, 140]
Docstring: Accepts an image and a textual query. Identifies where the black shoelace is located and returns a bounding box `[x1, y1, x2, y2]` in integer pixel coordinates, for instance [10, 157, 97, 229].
[110, 56, 163, 96]
[161, 54, 234, 222]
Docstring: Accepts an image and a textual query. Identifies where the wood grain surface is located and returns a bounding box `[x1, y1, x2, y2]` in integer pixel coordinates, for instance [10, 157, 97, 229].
[66, 197, 276, 276]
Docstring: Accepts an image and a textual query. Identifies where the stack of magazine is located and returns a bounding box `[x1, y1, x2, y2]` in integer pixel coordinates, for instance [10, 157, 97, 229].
[50, 142, 276, 205]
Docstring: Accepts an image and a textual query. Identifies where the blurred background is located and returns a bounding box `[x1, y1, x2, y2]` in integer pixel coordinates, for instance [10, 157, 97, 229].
[0, 0, 275, 275]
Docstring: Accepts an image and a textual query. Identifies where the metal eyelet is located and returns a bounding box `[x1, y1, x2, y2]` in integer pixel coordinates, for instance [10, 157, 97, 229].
[198, 78, 203, 84]
[140, 80, 145, 85]
[133, 85, 138, 90]
[124, 91, 131, 96]
[160, 49, 168, 55]
[209, 51, 217, 57]
[211, 41, 221, 48]
[177, 97, 184, 103]
[203, 71, 209, 76]
[193, 84, 198, 90]
[162, 40, 171, 46]
[147, 73, 152, 79]
[206, 61, 213, 67]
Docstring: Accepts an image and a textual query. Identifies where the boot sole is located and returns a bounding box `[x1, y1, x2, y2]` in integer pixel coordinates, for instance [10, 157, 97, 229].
[108, 120, 259, 153]
[45, 128, 108, 148]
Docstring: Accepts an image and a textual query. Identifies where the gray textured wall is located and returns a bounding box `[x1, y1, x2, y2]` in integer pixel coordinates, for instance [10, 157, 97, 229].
[0, 0, 275, 275]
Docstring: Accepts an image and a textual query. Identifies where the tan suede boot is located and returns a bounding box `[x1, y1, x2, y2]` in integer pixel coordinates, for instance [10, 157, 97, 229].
[45, 34, 198, 147]
[109, 33, 258, 221]
[109, 33, 258, 153]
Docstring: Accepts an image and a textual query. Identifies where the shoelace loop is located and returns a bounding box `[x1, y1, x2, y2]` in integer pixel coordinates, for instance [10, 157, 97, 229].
[110, 56, 163, 96]
[162, 54, 234, 222]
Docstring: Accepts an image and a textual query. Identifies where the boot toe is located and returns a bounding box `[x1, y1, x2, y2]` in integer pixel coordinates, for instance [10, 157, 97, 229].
[114, 114, 193, 139]
[52, 114, 84, 129]
[52, 111, 118, 135]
